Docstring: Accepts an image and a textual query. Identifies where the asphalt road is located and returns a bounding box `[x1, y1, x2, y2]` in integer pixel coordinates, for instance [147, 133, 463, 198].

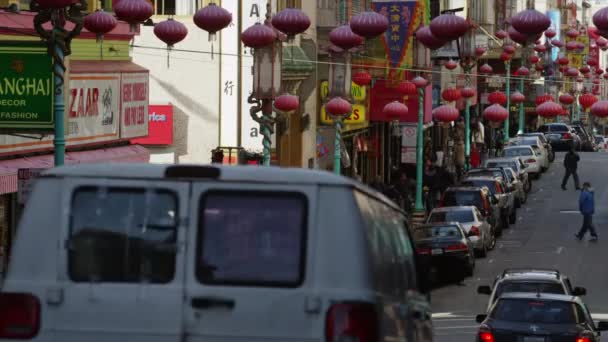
[431, 151, 608, 342]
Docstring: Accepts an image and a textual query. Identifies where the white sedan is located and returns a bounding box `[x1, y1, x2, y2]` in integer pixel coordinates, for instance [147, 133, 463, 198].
[502, 146, 542, 178]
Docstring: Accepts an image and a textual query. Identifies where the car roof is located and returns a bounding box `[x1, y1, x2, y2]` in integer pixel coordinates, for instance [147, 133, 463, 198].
[497, 292, 580, 303]
[468, 167, 506, 173]
[486, 157, 521, 163]
[464, 176, 499, 182]
[417, 222, 464, 229]
[504, 145, 533, 150]
[431, 205, 477, 212]
[446, 186, 486, 192]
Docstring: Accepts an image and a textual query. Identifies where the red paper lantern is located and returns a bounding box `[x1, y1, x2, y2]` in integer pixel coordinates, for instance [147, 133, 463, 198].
[329, 25, 363, 51]
[193, 3, 232, 41]
[495, 29, 508, 39]
[412, 76, 428, 88]
[594, 8, 608, 33]
[274, 94, 299, 112]
[383, 101, 408, 120]
[566, 28, 580, 38]
[114, 0, 154, 32]
[511, 9, 551, 36]
[580, 66, 591, 74]
[475, 46, 487, 57]
[551, 39, 564, 47]
[461, 87, 476, 98]
[488, 91, 507, 105]
[535, 94, 554, 105]
[442, 88, 462, 102]
[566, 41, 578, 51]
[84, 9, 117, 42]
[597, 69, 605, 75]
[350, 11, 389, 38]
[397, 81, 417, 96]
[241, 23, 276, 48]
[557, 56, 569, 65]
[591, 100, 608, 117]
[36, 0, 77, 9]
[271, 8, 311, 40]
[528, 55, 540, 64]
[154, 18, 188, 48]
[535, 64, 545, 71]
[415, 25, 447, 50]
[352, 71, 372, 86]
[565, 67, 579, 77]
[479, 63, 493, 74]
[483, 104, 508, 122]
[430, 13, 470, 41]
[510, 91, 526, 104]
[597, 37, 608, 47]
[533, 45, 547, 53]
[577, 42, 585, 50]
[544, 28, 557, 38]
[559, 94, 575, 105]
[508, 26, 529, 45]
[433, 105, 460, 123]
[587, 59, 599, 67]
[603, 74, 608, 80]
[516, 66, 530, 76]
[503, 44, 516, 54]
[579, 93, 598, 110]
[577, 76, 584, 83]
[536, 101, 562, 118]
[326, 97, 352, 117]
[593, 79, 601, 85]
[500, 51, 513, 62]
[444, 60, 458, 70]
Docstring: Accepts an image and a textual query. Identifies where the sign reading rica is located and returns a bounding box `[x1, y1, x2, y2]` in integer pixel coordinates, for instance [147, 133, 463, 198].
[131, 104, 173, 146]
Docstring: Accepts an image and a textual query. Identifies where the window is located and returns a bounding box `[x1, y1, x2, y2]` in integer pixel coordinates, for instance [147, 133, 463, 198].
[68, 187, 178, 283]
[494, 281, 565, 300]
[443, 191, 483, 209]
[504, 148, 533, 157]
[413, 225, 463, 241]
[462, 180, 497, 194]
[197, 191, 307, 287]
[278, 0, 302, 11]
[428, 210, 474, 223]
[491, 299, 576, 324]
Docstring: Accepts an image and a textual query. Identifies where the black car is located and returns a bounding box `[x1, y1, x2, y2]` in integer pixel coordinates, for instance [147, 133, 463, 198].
[413, 222, 475, 284]
[476, 292, 608, 342]
[440, 187, 503, 236]
[538, 123, 581, 151]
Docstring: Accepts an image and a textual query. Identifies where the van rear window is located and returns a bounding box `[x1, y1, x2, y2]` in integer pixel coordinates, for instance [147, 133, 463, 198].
[197, 191, 307, 287]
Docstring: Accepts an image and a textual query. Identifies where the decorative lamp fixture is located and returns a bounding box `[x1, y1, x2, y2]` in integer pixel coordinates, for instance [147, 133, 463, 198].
[461, 87, 476, 98]
[433, 105, 459, 123]
[273, 94, 300, 112]
[241, 23, 275, 48]
[243, 21, 282, 100]
[350, 11, 389, 39]
[535, 94, 555, 105]
[534, 44, 547, 53]
[510, 8, 551, 36]
[544, 28, 557, 38]
[591, 100, 608, 117]
[495, 29, 508, 39]
[397, 81, 417, 96]
[445, 60, 458, 70]
[551, 39, 564, 48]
[84, 9, 117, 42]
[528, 55, 540, 64]
[516, 66, 530, 76]
[566, 28, 580, 38]
[383, 101, 408, 120]
[351, 71, 372, 86]
[441, 88, 462, 102]
[154, 18, 188, 48]
[412, 76, 428, 88]
[271, 8, 310, 40]
[488, 91, 507, 105]
[327, 47, 352, 99]
[483, 104, 508, 122]
[325, 97, 352, 117]
[415, 25, 447, 49]
[475, 46, 487, 57]
[329, 25, 363, 51]
[559, 93, 575, 105]
[511, 91, 526, 104]
[193, 2, 232, 41]
[479, 63, 493, 74]
[429, 12, 469, 41]
[593, 7, 608, 34]
[579, 93, 598, 111]
[114, 0, 154, 32]
[536, 101, 562, 118]
[503, 44, 516, 54]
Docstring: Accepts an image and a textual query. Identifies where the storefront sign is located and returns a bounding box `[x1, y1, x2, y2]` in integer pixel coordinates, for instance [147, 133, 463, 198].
[320, 104, 366, 124]
[131, 104, 173, 145]
[0, 42, 53, 132]
[401, 124, 417, 147]
[320, 81, 366, 101]
[120, 72, 149, 139]
[17, 168, 44, 205]
[401, 146, 416, 164]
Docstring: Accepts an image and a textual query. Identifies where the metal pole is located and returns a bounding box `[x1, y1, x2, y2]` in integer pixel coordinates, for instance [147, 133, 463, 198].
[415, 87, 425, 212]
[464, 66, 471, 171]
[334, 118, 342, 175]
[518, 77, 525, 134]
[53, 32, 66, 167]
[260, 99, 273, 166]
[504, 61, 511, 142]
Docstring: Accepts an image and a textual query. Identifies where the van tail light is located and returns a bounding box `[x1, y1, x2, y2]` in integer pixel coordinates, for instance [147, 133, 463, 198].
[0, 293, 41, 339]
[445, 243, 468, 252]
[563, 132, 572, 139]
[416, 247, 431, 255]
[479, 331, 495, 342]
[525, 158, 536, 163]
[576, 337, 591, 342]
[469, 226, 480, 236]
[326, 303, 378, 342]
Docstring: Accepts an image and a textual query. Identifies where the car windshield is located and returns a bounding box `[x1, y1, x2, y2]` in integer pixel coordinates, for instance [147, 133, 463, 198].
[550, 125, 568, 132]
[504, 148, 533, 157]
[491, 298, 576, 324]
[462, 180, 497, 194]
[429, 209, 475, 223]
[413, 225, 463, 241]
[494, 281, 565, 300]
[487, 161, 519, 172]
[443, 191, 483, 209]
[467, 170, 504, 180]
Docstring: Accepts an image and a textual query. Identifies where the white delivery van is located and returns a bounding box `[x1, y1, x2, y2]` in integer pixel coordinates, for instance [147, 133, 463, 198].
[0, 164, 433, 342]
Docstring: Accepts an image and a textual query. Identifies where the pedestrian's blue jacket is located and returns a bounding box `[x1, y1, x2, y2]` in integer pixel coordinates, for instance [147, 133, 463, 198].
[579, 189, 595, 215]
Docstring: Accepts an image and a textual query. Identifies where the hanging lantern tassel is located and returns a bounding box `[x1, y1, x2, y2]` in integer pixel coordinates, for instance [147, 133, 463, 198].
[166, 45, 172, 69]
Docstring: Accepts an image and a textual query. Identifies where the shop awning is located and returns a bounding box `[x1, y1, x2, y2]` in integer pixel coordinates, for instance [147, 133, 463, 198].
[0, 145, 150, 195]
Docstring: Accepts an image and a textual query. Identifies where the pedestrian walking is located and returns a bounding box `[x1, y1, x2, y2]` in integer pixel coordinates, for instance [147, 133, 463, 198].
[576, 182, 598, 242]
[561, 148, 580, 190]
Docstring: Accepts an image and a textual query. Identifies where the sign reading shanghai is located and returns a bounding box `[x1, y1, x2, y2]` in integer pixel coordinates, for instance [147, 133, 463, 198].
[0, 42, 53, 132]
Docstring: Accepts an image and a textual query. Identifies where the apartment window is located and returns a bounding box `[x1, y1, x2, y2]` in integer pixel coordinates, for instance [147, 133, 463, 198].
[278, 0, 301, 11]
[150, 0, 175, 15]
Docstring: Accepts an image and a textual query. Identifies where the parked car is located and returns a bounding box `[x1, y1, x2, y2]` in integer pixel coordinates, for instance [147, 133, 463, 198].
[440, 186, 503, 236]
[502, 145, 542, 178]
[595, 135, 608, 151]
[466, 167, 526, 207]
[571, 124, 596, 151]
[2, 163, 435, 342]
[508, 136, 550, 171]
[412, 222, 475, 284]
[461, 176, 516, 227]
[427, 206, 495, 257]
[484, 158, 531, 193]
[476, 268, 587, 312]
[538, 123, 581, 151]
[518, 132, 554, 162]
[475, 293, 607, 342]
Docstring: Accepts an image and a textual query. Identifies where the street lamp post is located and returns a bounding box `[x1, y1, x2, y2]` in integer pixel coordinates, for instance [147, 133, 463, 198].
[504, 60, 511, 142]
[327, 47, 352, 174]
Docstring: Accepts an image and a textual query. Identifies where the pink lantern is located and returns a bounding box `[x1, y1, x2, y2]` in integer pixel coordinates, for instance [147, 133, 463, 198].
[591, 100, 608, 117]
[397, 81, 417, 96]
[534, 44, 547, 53]
[597, 37, 608, 47]
[510, 9, 551, 36]
[350, 11, 389, 38]
[241, 23, 276, 48]
[441, 88, 462, 102]
[536, 101, 562, 118]
[577, 42, 585, 50]
[511, 91, 526, 104]
[559, 94, 575, 105]
[593, 79, 601, 85]
[325, 97, 352, 117]
[444, 60, 458, 70]
[503, 44, 516, 54]
[566, 41, 578, 51]
[566, 28, 580, 38]
[483, 104, 508, 122]
[588, 59, 599, 67]
[271, 8, 311, 40]
[412, 76, 428, 88]
[154, 18, 188, 48]
[577, 76, 584, 83]
[516, 66, 530, 76]
[479, 63, 493, 74]
[475, 46, 487, 57]
[580, 66, 591, 74]
[535, 94, 555, 105]
[597, 69, 605, 76]
[508, 26, 529, 45]
[535, 64, 545, 71]
[329, 25, 363, 51]
[415, 25, 447, 50]
[488, 91, 507, 105]
[544, 28, 557, 38]
[500, 52, 513, 62]
[352, 71, 372, 86]
[430, 13, 470, 41]
[383, 101, 409, 121]
[274, 94, 300, 112]
[461, 87, 476, 98]
[193, 3, 232, 41]
[84, 9, 117, 42]
[565, 67, 579, 77]
[495, 30, 508, 39]
[579, 93, 598, 111]
[528, 55, 540, 64]
[551, 39, 564, 47]
[433, 105, 459, 123]
[114, 0, 154, 32]
[593, 7, 608, 33]
[557, 56, 569, 65]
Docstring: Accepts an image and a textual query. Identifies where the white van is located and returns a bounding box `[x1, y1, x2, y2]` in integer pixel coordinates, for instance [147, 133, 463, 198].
[0, 164, 434, 342]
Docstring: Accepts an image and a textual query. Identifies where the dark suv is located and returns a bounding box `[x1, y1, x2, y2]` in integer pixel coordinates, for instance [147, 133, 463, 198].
[439, 187, 503, 236]
[538, 123, 581, 151]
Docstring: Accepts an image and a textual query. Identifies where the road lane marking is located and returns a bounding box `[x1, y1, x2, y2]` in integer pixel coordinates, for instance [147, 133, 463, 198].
[488, 259, 494, 263]
[556, 246, 564, 254]
[560, 210, 579, 214]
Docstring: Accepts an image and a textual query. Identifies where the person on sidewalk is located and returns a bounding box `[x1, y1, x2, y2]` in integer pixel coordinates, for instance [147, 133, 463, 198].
[561, 148, 580, 190]
[576, 182, 598, 242]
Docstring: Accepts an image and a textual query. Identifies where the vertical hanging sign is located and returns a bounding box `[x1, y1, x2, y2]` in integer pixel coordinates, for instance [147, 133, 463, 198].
[220, 0, 239, 147]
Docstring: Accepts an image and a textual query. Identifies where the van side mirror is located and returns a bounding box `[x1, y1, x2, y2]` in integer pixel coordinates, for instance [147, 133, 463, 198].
[573, 287, 587, 296]
[476, 314, 487, 323]
[477, 285, 492, 295]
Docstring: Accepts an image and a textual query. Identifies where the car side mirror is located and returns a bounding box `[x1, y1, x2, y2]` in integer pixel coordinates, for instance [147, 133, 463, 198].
[476, 314, 488, 323]
[477, 285, 492, 295]
[573, 287, 587, 296]
[598, 321, 608, 331]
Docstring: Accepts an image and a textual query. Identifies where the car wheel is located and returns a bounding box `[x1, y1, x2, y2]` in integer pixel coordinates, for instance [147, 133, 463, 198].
[509, 208, 517, 224]
[549, 151, 555, 162]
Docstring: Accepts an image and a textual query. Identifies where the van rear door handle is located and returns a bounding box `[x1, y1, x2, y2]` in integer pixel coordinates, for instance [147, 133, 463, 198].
[190, 296, 235, 309]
